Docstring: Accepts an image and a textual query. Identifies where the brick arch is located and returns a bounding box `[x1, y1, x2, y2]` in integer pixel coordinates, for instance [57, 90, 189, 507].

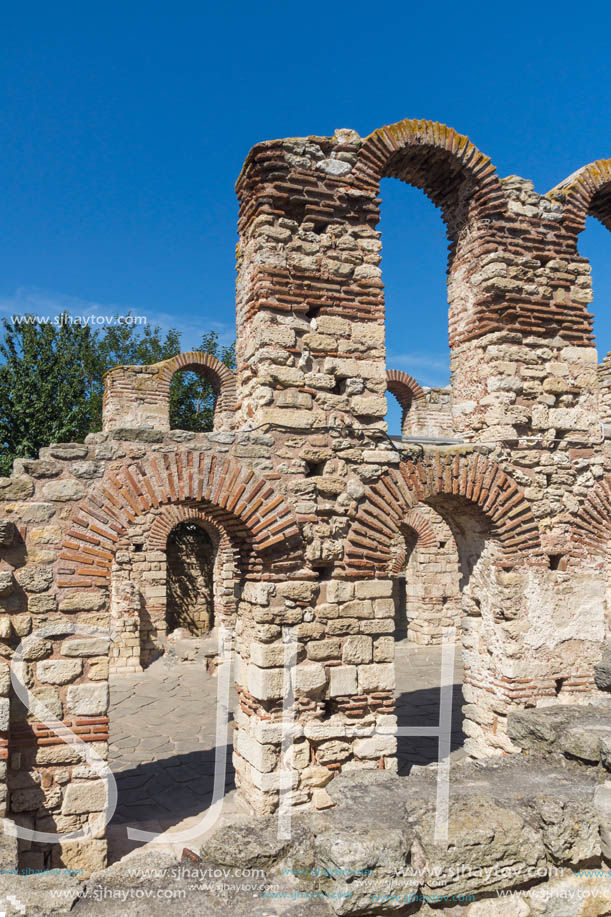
[389, 507, 437, 575]
[548, 159, 611, 235]
[344, 453, 543, 576]
[353, 118, 505, 239]
[568, 474, 611, 563]
[58, 452, 302, 587]
[148, 505, 231, 553]
[157, 351, 237, 423]
[387, 369, 425, 437]
[386, 369, 424, 413]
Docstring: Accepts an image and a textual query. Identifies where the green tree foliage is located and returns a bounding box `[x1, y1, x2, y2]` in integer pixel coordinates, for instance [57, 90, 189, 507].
[0, 314, 235, 474]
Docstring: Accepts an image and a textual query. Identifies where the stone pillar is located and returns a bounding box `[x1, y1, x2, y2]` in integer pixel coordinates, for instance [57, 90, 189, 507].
[232, 577, 397, 815]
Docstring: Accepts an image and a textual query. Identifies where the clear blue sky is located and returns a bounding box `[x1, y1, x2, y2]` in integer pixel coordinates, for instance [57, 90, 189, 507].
[1, 2, 610, 434]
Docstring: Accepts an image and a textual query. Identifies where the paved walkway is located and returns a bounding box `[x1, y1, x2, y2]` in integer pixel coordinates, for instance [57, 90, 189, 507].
[107, 638, 465, 863]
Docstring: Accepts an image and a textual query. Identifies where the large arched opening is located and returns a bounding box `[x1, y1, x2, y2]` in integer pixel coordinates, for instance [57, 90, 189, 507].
[345, 452, 543, 769]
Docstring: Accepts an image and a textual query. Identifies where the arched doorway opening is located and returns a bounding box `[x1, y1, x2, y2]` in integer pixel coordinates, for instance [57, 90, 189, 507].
[166, 521, 215, 636]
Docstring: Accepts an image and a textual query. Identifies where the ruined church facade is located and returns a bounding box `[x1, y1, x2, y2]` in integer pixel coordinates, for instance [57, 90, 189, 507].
[1, 119, 610, 871]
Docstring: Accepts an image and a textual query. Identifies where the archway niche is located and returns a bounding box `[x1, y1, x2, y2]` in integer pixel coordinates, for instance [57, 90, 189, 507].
[394, 495, 499, 771]
[166, 521, 215, 635]
[391, 503, 462, 645]
[109, 507, 240, 673]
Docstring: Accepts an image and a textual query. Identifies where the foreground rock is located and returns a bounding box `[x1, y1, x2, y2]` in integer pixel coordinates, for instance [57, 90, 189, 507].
[9, 737, 611, 915]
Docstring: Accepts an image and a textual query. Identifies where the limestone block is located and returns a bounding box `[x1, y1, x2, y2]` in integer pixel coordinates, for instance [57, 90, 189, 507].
[37, 659, 82, 684]
[360, 618, 394, 634]
[342, 635, 373, 665]
[241, 582, 275, 605]
[0, 664, 9, 696]
[61, 637, 110, 657]
[295, 661, 327, 697]
[36, 743, 107, 766]
[352, 395, 388, 417]
[327, 584, 354, 602]
[2, 502, 55, 523]
[237, 731, 278, 773]
[292, 739, 311, 771]
[312, 788, 335, 809]
[355, 580, 394, 599]
[10, 786, 46, 812]
[31, 686, 63, 719]
[59, 592, 106, 613]
[249, 642, 286, 668]
[373, 636, 394, 662]
[304, 721, 347, 740]
[341, 600, 373, 619]
[62, 781, 107, 815]
[88, 658, 109, 680]
[0, 698, 8, 731]
[329, 665, 357, 696]
[353, 734, 397, 758]
[323, 357, 384, 380]
[372, 598, 394, 619]
[362, 448, 400, 462]
[247, 664, 284, 701]
[277, 390, 312, 409]
[316, 740, 351, 764]
[42, 480, 87, 501]
[306, 638, 341, 661]
[71, 461, 104, 478]
[58, 839, 107, 874]
[14, 566, 53, 593]
[300, 765, 333, 788]
[0, 477, 34, 500]
[358, 663, 395, 692]
[48, 443, 89, 459]
[28, 594, 57, 613]
[302, 332, 336, 351]
[67, 683, 109, 715]
[21, 637, 52, 661]
[277, 582, 318, 603]
[12, 613, 32, 635]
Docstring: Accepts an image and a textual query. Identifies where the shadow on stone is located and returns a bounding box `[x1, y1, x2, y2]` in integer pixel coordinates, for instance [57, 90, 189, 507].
[395, 683, 465, 774]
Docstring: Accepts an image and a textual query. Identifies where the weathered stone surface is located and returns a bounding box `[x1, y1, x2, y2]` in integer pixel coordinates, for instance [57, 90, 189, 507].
[59, 592, 106, 613]
[0, 873, 81, 914]
[48, 443, 90, 460]
[329, 665, 357, 697]
[62, 781, 107, 814]
[0, 476, 34, 500]
[595, 646, 611, 690]
[62, 637, 110, 657]
[295, 661, 327, 697]
[508, 705, 611, 767]
[112, 427, 164, 442]
[247, 664, 284, 700]
[67, 683, 109, 715]
[342, 635, 372, 665]
[14, 565, 53, 593]
[21, 635, 53, 660]
[37, 659, 83, 684]
[42, 479, 87, 501]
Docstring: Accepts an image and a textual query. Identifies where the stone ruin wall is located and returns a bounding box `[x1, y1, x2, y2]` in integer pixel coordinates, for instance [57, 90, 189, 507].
[0, 119, 610, 873]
